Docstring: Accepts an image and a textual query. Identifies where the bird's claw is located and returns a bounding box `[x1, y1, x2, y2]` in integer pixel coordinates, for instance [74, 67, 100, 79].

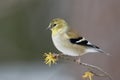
[74, 57, 81, 64]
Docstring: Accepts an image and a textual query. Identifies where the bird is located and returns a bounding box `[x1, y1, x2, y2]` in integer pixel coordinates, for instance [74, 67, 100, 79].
[47, 18, 109, 62]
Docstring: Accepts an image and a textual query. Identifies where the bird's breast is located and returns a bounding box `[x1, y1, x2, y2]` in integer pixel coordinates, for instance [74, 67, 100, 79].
[52, 34, 81, 56]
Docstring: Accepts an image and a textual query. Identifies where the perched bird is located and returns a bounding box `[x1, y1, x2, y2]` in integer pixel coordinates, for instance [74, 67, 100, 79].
[47, 18, 108, 58]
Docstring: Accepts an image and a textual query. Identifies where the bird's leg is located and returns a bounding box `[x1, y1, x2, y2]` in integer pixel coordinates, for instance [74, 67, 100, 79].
[74, 56, 81, 64]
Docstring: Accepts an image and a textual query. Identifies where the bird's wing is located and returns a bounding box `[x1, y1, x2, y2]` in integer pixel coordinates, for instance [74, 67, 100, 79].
[66, 30, 80, 38]
[69, 37, 100, 49]
[66, 30, 100, 49]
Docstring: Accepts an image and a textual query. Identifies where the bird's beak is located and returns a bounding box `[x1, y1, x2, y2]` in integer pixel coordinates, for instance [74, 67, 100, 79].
[47, 24, 52, 30]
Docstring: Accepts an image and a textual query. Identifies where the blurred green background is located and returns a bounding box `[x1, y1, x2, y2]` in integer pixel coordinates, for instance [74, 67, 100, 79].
[0, 0, 120, 80]
[0, 0, 59, 62]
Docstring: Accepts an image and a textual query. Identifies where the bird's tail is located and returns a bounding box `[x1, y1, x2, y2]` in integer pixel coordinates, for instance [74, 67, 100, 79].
[97, 49, 111, 56]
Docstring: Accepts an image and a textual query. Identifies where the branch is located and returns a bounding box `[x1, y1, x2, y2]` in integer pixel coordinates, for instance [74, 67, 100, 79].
[44, 52, 112, 80]
[80, 62, 112, 80]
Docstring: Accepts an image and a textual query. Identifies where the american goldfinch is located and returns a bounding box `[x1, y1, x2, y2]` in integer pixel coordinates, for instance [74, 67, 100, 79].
[48, 18, 108, 57]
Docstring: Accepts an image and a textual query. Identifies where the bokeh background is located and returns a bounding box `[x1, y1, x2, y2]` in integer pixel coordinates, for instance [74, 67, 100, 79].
[0, 0, 120, 80]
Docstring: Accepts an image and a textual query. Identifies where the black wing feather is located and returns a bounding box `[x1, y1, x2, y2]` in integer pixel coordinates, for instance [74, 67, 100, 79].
[70, 37, 83, 43]
[69, 37, 100, 49]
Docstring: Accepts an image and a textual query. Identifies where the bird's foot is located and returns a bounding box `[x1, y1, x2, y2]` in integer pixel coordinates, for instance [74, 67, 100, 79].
[74, 57, 81, 64]
[53, 53, 60, 59]
[53, 53, 64, 59]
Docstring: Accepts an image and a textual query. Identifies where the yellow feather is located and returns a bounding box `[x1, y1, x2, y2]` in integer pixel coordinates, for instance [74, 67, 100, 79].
[66, 29, 80, 38]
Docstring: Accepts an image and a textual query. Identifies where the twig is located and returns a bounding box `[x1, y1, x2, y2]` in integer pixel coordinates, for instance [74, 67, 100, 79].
[80, 62, 112, 80]
[58, 54, 112, 80]
[44, 53, 112, 80]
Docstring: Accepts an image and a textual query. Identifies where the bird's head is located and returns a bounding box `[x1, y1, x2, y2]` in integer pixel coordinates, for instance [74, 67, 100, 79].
[48, 18, 69, 35]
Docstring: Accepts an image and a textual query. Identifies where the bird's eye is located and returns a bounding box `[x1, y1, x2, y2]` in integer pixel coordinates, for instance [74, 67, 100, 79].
[53, 24, 57, 27]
